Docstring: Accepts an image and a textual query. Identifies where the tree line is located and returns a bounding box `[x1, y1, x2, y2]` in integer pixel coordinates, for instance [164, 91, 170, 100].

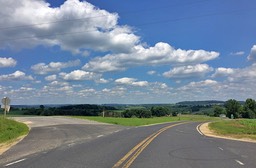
[11, 98, 256, 119]
[122, 106, 177, 118]
[22, 104, 116, 116]
[214, 98, 256, 119]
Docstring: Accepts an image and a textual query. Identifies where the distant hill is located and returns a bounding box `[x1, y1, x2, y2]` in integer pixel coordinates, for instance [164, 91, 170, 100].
[176, 100, 225, 106]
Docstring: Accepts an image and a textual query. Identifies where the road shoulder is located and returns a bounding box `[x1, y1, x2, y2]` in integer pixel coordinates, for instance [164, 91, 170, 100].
[0, 135, 27, 155]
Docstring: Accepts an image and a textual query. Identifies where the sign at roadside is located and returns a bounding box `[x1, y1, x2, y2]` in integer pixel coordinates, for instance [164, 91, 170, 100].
[1, 97, 11, 117]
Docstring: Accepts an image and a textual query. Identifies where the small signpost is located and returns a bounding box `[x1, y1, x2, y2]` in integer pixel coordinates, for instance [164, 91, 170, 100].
[1, 97, 11, 117]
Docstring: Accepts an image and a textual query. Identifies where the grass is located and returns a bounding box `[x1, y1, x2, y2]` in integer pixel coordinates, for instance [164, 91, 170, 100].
[0, 116, 29, 144]
[209, 119, 256, 140]
[72, 115, 219, 126]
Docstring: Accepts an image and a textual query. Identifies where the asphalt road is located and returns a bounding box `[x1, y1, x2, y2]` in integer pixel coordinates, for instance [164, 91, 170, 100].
[0, 116, 125, 165]
[1, 118, 256, 168]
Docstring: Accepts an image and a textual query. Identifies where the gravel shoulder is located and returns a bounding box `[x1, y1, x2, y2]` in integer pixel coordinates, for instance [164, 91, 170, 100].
[199, 122, 256, 143]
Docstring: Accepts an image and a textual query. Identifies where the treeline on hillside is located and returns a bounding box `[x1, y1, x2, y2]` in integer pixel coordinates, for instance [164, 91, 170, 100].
[10, 98, 256, 119]
[176, 100, 225, 106]
[22, 104, 116, 116]
[123, 106, 178, 118]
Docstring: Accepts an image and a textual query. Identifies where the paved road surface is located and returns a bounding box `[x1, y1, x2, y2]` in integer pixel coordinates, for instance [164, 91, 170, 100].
[1, 118, 256, 168]
[0, 116, 125, 165]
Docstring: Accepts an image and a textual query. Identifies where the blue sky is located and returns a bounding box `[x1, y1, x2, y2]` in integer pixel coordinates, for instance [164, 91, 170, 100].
[0, 0, 256, 105]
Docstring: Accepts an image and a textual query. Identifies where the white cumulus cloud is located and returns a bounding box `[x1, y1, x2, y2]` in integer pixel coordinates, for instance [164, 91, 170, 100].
[212, 67, 235, 78]
[0, 71, 33, 81]
[115, 77, 149, 87]
[247, 45, 256, 61]
[83, 42, 219, 72]
[31, 59, 80, 75]
[163, 64, 213, 78]
[0, 0, 139, 54]
[59, 70, 100, 81]
[0, 57, 17, 68]
[45, 75, 57, 81]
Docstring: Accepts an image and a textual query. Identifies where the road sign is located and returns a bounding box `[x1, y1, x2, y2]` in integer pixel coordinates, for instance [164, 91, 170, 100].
[2, 97, 10, 105]
[1, 97, 11, 117]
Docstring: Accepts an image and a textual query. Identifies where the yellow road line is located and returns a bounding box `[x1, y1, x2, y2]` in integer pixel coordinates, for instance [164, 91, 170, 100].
[113, 122, 189, 168]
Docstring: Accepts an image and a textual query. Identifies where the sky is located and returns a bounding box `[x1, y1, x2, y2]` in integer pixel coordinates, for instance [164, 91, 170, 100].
[0, 0, 256, 105]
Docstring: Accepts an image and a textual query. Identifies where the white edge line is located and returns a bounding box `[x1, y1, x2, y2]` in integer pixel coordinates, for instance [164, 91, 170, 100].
[235, 159, 245, 165]
[97, 135, 104, 138]
[5, 158, 27, 167]
[196, 123, 204, 135]
[218, 147, 224, 151]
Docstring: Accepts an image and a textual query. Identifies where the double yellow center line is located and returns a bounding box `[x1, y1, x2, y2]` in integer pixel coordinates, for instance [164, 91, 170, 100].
[112, 122, 189, 168]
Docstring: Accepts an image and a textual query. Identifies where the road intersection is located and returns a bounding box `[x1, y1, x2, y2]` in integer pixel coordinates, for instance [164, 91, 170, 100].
[0, 117, 255, 168]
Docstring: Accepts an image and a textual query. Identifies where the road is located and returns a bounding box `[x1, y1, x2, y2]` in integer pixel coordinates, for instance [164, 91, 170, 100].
[1, 117, 256, 168]
[0, 116, 125, 165]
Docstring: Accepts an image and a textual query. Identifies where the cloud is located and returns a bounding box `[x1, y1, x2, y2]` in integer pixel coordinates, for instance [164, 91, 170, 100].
[45, 75, 57, 81]
[59, 70, 101, 81]
[31, 59, 80, 75]
[163, 64, 213, 78]
[212, 67, 235, 78]
[212, 64, 256, 83]
[0, 71, 33, 81]
[95, 78, 109, 84]
[0, 0, 139, 54]
[0, 57, 17, 68]
[227, 63, 256, 82]
[230, 51, 245, 56]
[247, 45, 256, 61]
[115, 77, 149, 87]
[147, 71, 156, 75]
[83, 42, 219, 72]
[177, 79, 218, 92]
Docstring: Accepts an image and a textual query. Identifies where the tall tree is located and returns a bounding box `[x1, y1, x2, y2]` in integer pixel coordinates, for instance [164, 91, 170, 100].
[242, 98, 256, 118]
[224, 99, 241, 118]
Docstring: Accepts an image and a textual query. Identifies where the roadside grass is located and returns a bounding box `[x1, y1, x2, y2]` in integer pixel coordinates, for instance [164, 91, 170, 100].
[73, 115, 219, 126]
[0, 116, 29, 144]
[208, 119, 256, 140]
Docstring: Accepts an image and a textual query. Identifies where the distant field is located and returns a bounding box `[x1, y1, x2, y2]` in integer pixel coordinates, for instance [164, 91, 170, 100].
[73, 115, 219, 126]
[209, 119, 256, 140]
[0, 117, 29, 144]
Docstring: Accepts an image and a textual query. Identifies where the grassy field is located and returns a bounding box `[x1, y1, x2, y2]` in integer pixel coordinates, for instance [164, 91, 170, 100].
[0, 116, 29, 144]
[73, 115, 219, 126]
[209, 119, 256, 140]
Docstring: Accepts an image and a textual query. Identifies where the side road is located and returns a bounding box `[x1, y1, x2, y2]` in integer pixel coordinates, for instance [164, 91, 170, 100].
[0, 116, 125, 164]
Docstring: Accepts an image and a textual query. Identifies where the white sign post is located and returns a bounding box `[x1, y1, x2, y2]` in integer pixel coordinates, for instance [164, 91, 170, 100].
[1, 97, 11, 117]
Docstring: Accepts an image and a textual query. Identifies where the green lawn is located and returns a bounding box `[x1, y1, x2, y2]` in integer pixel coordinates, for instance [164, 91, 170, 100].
[0, 117, 29, 144]
[209, 119, 256, 140]
[73, 115, 219, 126]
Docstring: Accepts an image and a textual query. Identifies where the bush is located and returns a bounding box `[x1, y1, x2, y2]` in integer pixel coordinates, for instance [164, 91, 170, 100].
[123, 109, 152, 118]
[151, 106, 170, 117]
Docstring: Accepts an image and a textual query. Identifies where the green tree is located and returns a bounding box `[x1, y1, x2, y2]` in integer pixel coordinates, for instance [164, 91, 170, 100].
[242, 98, 256, 119]
[151, 106, 169, 117]
[123, 109, 152, 118]
[224, 99, 241, 118]
[39, 105, 45, 110]
[213, 106, 225, 117]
